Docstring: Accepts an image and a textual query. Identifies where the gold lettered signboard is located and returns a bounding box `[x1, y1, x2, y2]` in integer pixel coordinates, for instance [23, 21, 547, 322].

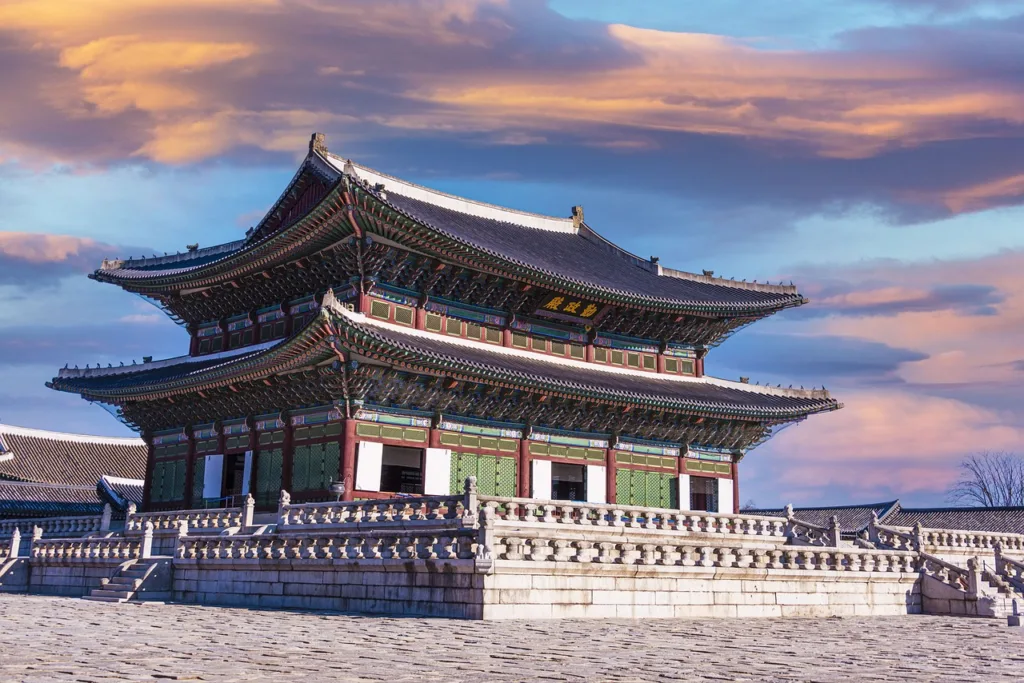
[536, 293, 605, 321]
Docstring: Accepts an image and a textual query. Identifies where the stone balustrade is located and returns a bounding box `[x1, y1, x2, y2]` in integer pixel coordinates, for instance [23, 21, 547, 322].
[917, 552, 974, 593]
[868, 521, 919, 552]
[277, 493, 467, 529]
[919, 528, 1024, 553]
[489, 529, 917, 571]
[784, 507, 841, 547]
[175, 529, 478, 563]
[30, 536, 146, 563]
[993, 544, 1024, 592]
[0, 515, 102, 539]
[476, 496, 787, 538]
[125, 505, 245, 534]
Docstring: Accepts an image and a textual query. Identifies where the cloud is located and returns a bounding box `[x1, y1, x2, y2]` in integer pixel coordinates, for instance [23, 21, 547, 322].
[713, 332, 927, 387]
[0, 319, 184, 367]
[748, 388, 1024, 505]
[0, 0, 1023, 222]
[0, 232, 119, 287]
[795, 283, 1005, 318]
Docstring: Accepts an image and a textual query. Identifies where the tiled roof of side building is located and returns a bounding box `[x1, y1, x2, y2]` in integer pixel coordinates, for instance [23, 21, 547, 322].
[0, 423, 146, 487]
[0, 480, 105, 518]
[751, 501, 900, 535]
[885, 506, 1024, 534]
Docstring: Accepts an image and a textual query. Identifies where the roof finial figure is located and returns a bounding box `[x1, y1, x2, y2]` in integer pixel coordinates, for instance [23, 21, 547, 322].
[309, 132, 328, 156]
[571, 205, 584, 230]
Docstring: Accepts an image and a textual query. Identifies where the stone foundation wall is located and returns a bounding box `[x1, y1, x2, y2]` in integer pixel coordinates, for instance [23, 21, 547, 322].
[28, 562, 126, 597]
[0, 559, 29, 593]
[480, 563, 921, 619]
[172, 559, 484, 618]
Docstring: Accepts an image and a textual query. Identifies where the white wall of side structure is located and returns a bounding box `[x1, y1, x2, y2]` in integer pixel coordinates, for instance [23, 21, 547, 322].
[202, 455, 223, 499]
[717, 477, 733, 515]
[355, 441, 383, 491]
[585, 465, 606, 504]
[677, 474, 691, 511]
[423, 448, 452, 494]
[532, 460, 552, 500]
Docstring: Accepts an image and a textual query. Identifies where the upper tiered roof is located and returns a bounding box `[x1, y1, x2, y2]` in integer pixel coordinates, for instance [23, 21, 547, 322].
[91, 135, 805, 329]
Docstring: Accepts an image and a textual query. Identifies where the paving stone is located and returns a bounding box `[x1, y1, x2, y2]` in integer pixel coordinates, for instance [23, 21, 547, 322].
[0, 594, 1021, 681]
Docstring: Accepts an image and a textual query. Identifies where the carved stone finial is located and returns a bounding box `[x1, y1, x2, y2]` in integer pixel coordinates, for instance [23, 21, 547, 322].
[309, 132, 328, 155]
[279, 489, 291, 507]
[571, 205, 584, 229]
[784, 503, 794, 519]
[702, 269, 715, 277]
[186, 243, 199, 252]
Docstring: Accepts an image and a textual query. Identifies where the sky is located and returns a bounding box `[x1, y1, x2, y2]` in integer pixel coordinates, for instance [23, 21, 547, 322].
[1, 0, 1023, 508]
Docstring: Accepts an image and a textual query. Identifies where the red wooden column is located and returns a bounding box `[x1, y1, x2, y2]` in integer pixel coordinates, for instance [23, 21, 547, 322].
[518, 436, 531, 498]
[731, 460, 740, 514]
[656, 353, 666, 374]
[605, 445, 617, 505]
[696, 354, 705, 378]
[340, 419, 357, 502]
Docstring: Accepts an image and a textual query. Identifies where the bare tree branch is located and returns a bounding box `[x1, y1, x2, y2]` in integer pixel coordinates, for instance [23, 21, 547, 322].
[947, 451, 1024, 507]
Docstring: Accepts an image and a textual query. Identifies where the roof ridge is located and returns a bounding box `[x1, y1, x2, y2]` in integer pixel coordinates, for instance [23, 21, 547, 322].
[98, 239, 246, 272]
[0, 479, 98, 491]
[326, 153, 576, 233]
[56, 340, 282, 380]
[0, 423, 144, 446]
[896, 505, 1024, 513]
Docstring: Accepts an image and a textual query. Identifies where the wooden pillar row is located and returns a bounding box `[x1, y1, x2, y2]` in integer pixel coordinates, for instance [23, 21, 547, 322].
[605, 446, 617, 506]
[518, 436, 531, 498]
[340, 419, 357, 502]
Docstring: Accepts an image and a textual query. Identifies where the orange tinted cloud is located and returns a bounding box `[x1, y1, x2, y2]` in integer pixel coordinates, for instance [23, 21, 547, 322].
[0, 0, 1022, 173]
[0, 232, 106, 263]
[765, 389, 1024, 499]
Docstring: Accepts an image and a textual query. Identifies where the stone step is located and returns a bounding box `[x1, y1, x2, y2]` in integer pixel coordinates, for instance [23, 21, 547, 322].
[89, 589, 134, 600]
[107, 579, 141, 590]
[82, 595, 129, 603]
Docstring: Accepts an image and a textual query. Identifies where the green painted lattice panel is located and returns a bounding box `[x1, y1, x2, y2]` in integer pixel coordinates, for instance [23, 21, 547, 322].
[171, 459, 186, 502]
[449, 452, 516, 497]
[149, 461, 166, 503]
[192, 458, 205, 504]
[256, 449, 283, 507]
[616, 469, 678, 509]
[292, 445, 311, 492]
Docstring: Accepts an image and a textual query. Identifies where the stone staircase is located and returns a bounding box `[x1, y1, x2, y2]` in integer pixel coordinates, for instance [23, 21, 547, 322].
[83, 559, 171, 603]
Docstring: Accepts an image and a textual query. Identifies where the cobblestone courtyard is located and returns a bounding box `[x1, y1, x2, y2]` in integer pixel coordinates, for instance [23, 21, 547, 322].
[0, 595, 1021, 682]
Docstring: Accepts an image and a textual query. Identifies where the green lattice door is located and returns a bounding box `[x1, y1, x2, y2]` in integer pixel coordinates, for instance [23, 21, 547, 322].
[292, 441, 341, 492]
[615, 469, 678, 509]
[255, 448, 283, 507]
[449, 452, 517, 496]
[150, 458, 186, 504]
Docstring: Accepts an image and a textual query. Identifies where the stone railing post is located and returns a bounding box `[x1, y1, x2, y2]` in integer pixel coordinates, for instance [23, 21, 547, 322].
[141, 521, 154, 559]
[867, 511, 881, 544]
[125, 503, 137, 531]
[966, 557, 981, 600]
[277, 490, 291, 525]
[830, 515, 842, 548]
[99, 503, 112, 532]
[241, 493, 255, 528]
[475, 507, 495, 575]
[913, 522, 925, 551]
[462, 476, 479, 528]
[174, 520, 189, 558]
[8, 527, 21, 559]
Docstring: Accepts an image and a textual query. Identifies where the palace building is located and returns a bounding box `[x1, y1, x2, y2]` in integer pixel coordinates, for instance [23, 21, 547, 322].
[49, 133, 840, 515]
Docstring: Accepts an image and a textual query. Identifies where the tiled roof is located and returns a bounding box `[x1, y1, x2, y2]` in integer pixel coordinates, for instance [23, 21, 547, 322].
[0, 480, 104, 518]
[90, 144, 806, 314]
[380, 189, 802, 312]
[97, 475, 145, 511]
[0, 424, 146, 487]
[886, 506, 1024, 534]
[51, 300, 840, 421]
[751, 501, 899, 536]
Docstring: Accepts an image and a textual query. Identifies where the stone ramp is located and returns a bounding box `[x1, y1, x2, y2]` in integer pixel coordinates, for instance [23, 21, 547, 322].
[82, 558, 172, 603]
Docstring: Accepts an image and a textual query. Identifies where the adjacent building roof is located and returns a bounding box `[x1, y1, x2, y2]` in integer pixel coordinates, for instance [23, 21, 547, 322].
[0, 423, 146, 487]
[885, 506, 1024, 535]
[751, 501, 899, 537]
[753, 499, 1024, 536]
[88, 136, 806, 318]
[0, 480, 104, 518]
[50, 292, 839, 422]
[0, 424, 147, 518]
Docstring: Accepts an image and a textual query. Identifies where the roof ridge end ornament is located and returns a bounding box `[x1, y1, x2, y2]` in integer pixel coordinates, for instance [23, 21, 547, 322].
[571, 205, 584, 230]
[309, 132, 328, 156]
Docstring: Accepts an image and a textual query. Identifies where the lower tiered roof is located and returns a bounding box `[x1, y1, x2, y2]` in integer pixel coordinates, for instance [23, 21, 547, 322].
[50, 291, 840, 449]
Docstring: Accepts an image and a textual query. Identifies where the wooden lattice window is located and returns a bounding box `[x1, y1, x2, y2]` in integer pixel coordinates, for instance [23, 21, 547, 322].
[393, 305, 414, 326]
[485, 328, 502, 344]
[425, 313, 443, 332]
[370, 299, 391, 320]
[570, 344, 585, 359]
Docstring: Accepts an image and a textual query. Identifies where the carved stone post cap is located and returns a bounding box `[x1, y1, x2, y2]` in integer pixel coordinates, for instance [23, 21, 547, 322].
[784, 504, 794, 518]
[464, 476, 478, 494]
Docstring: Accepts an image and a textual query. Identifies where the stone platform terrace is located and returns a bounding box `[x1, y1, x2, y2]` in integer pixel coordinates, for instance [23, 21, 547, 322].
[1, 594, 1021, 682]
